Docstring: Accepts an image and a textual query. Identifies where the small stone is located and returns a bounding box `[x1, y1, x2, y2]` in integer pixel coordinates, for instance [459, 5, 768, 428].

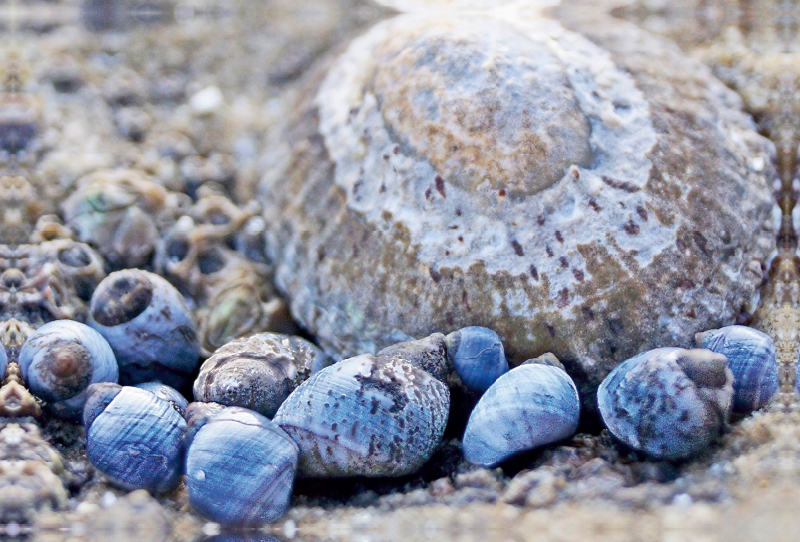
[189, 86, 223, 115]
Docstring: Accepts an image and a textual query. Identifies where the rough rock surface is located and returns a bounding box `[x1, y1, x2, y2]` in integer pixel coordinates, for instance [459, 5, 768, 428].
[259, 3, 778, 378]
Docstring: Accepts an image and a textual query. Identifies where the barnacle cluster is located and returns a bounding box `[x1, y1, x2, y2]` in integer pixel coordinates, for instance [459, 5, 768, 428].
[0, 0, 798, 540]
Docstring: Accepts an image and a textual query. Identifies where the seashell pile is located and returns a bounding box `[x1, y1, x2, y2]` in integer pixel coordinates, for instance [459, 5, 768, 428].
[0, 0, 797, 535]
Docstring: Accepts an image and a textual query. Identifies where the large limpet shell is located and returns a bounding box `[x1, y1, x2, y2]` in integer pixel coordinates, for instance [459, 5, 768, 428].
[259, 10, 777, 372]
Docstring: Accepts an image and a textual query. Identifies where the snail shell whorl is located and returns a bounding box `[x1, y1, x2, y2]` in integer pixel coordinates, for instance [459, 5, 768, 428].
[273, 354, 450, 477]
[597, 347, 734, 460]
[463, 363, 580, 466]
[260, 11, 776, 374]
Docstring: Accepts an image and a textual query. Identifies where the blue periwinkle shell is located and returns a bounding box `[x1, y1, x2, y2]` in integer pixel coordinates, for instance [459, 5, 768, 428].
[88, 269, 201, 387]
[695, 325, 778, 413]
[184, 403, 298, 526]
[134, 382, 189, 415]
[463, 363, 580, 467]
[18, 320, 118, 419]
[445, 326, 508, 393]
[274, 354, 450, 477]
[83, 384, 186, 493]
[598, 347, 733, 460]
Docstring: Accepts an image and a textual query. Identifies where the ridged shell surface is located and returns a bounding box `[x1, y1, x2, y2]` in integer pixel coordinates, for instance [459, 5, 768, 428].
[273, 354, 449, 477]
[376, 333, 451, 383]
[597, 347, 733, 460]
[193, 332, 331, 418]
[463, 363, 579, 466]
[134, 382, 189, 415]
[695, 325, 778, 413]
[18, 320, 118, 419]
[259, 9, 777, 374]
[84, 386, 186, 493]
[185, 406, 298, 526]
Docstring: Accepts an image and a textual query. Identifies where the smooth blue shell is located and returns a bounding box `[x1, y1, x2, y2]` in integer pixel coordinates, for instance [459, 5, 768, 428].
[597, 347, 733, 460]
[463, 363, 580, 466]
[695, 325, 778, 413]
[445, 326, 508, 393]
[185, 405, 298, 526]
[274, 354, 450, 477]
[18, 320, 118, 419]
[88, 269, 200, 387]
[84, 385, 186, 493]
[134, 382, 189, 415]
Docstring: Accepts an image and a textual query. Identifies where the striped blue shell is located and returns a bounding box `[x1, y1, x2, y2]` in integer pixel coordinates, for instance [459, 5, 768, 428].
[274, 354, 449, 477]
[84, 385, 186, 493]
[185, 405, 298, 526]
[695, 325, 778, 413]
[463, 363, 579, 466]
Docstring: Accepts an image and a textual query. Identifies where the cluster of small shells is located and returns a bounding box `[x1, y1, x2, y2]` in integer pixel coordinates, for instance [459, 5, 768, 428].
[0, 0, 795, 534]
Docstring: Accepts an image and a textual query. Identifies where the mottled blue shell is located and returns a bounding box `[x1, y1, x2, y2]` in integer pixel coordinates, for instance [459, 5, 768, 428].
[273, 354, 449, 477]
[462, 363, 579, 466]
[84, 384, 186, 493]
[185, 404, 298, 526]
[18, 320, 118, 419]
[598, 347, 733, 460]
[88, 269, 200, 387]
[695, 325, 778, 413]
[445, 326, 509, 393]
[134, 382, 189, 415]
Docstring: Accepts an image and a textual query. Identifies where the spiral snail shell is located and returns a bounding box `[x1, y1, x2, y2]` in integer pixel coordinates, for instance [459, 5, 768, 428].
[18, 320, 118, 419]
[597, 347, 734, 460]
[273, 354, 450, 477]
[184, 403, 298, 526]
[83, 384, 186, 493]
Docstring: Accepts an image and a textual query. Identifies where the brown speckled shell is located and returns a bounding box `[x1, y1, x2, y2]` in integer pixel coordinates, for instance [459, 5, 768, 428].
[258, 10, 777, 379]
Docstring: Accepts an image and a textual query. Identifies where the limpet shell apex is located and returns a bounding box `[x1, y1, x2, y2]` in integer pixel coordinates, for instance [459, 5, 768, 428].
[259, 9, 776, 378]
